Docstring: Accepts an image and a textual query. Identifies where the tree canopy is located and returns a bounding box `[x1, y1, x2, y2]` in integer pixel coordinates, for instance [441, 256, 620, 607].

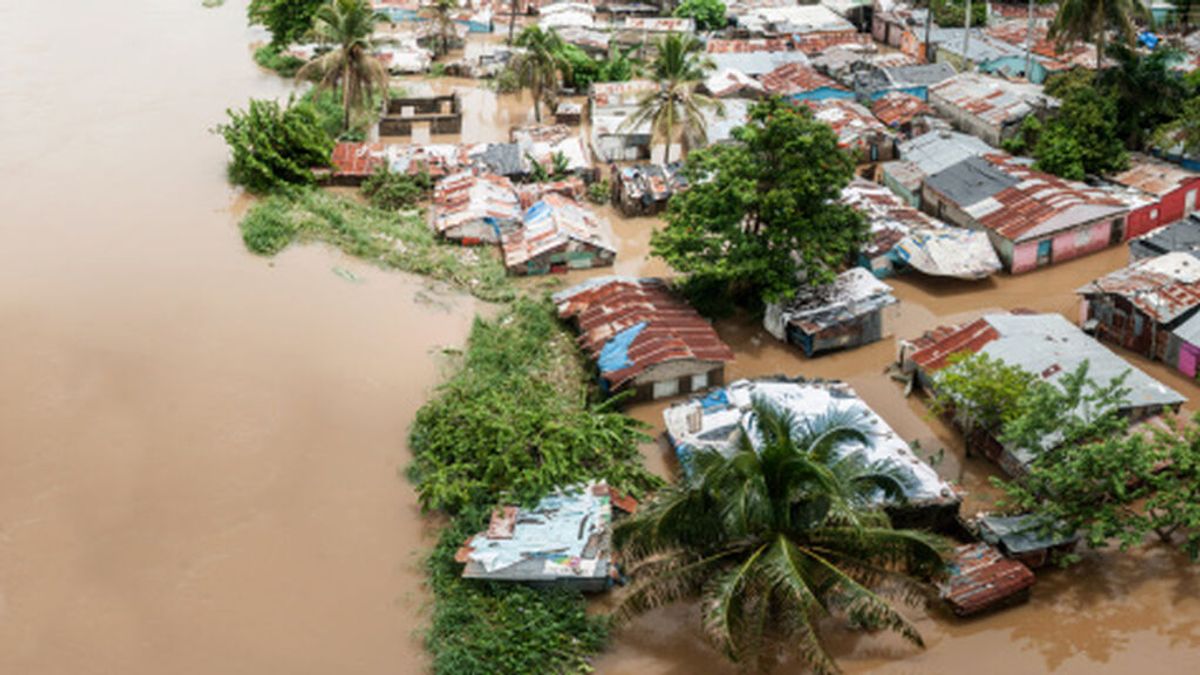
[217, 97, 334, 193]
[248, 0, 327, 47]
[651, 97, 866, 308]
[674, 0, 727, 31]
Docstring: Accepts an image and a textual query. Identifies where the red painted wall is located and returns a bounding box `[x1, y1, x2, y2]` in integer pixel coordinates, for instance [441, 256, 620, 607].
[1123, 178, 1200, 240]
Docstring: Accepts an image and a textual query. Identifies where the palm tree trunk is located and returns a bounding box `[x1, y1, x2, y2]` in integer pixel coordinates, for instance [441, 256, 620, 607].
[663, 122, 672, 164]
[1097, 31, 1105, 70]
[508, 0, 517, 45]
[533, 83, 542, 122]
[343, 64, 352, 132]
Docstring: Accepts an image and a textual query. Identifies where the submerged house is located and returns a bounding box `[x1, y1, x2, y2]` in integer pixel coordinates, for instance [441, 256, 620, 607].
[662, 377, 962, 529]
[900, 311, 1186, 475]
[379, 92, 463, 137]
[430, 171, 521, 244]
[1102, 154, 1200, 241]
[975, 513, 1078, 569]
[764, 268, 898, 356]
[941, 542, 1036, 617]
[803, 98, 898, 163]
[589, 80, 658, 162]
[1077, 252, 1200, 371]
[1129, 214, 1200, 262]
[841, 179, 1001, 279]
[501, 194, 616, 275]
[927, 72, 1057, 147]
[611, 163, 687, 216]
[554, 277, 735, 401]
[922, 155, 1129, 273]
[455, 482, 635, 592]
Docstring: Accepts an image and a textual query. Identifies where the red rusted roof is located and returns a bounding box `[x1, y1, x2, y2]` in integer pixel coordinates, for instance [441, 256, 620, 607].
[908, 317, 1000, 372]
[555, 278, 734, 391]
[942, 542, 1035, 617]
[1108, 154, 1200, 199]
[871, 92, 932, 128]
[1077, 252, 1200, 324]
[792, 31, 871, 55]
[758, 62, 844, 96]
[330, 142, 385, 177]
[705, 37, 792, 54]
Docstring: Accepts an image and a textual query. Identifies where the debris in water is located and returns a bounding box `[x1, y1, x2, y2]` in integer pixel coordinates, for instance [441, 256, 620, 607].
[333, 267, 362, 283]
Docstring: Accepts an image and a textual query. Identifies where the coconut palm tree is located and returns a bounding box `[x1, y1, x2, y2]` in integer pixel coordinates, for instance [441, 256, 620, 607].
[511, 26, 571, 123]
[423, 0, 458, 58]
[297, 0, 389, 132]
[613, 398, 948, 674]
[1049, 0, 1149, 69]
[620, 34, 720, 164]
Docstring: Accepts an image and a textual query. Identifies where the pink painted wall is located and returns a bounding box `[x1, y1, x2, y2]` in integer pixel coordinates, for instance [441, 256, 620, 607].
[1012, 220, 1114, 273]
[1011, 241, 1039, 273]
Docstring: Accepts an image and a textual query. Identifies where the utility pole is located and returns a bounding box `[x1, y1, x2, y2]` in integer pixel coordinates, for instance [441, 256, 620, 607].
[924, 0, 933, 62]
[962, 0, 972, 72]
[1024, 0, 1035, 79]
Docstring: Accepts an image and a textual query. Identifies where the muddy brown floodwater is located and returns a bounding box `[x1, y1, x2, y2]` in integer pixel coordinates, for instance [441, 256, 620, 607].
[2, 2, 1199, 674]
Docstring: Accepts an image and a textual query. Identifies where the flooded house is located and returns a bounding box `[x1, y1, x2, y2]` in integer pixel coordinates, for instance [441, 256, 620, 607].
[941, 542, 1036, 617]
[881, 129, 992, 206]
[379, 92, 463, 138]
[757, 62, 855, 102]
[510, 124, 591, 176]
[455, 481, 635, 591]
[870, 92, 935, 139]
[900, 311, 1186, 475]
[1129, 214, 1200, 262]
[430, 171, 521, 245]
[611, 162, 687, 216]
[1100, 154, 1200, 241]
[927, 72, 1058, 147]
[553, 276, 735, 401]
[841, 179, 1001, 279]
[1077, 252, 1200, 372]
[975, 513, 1078, 569]
[922, 154, 1129, 273]
[589, 80, 658, 162]
[763, 267, 898, 356]
[802, 98, 898, 164]
[501, 193, 616, 275]
[372, 34, 434, 73]
[662, 377, 963, 530]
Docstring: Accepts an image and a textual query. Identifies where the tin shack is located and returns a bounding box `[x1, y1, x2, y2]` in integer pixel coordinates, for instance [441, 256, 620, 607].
[764, 268, 897, 356]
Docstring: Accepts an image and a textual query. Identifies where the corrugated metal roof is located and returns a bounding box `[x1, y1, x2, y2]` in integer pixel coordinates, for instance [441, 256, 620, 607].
[758, 62, 845, 95]
[1077, 252, 1200, 324]
[842, 178, 942, 257]
[898, 130, 993, 178]
[1131, 215, 1200, 258]
[775, 267, 897, 334]
[431, 171, 521, 237]
[1108, 154, 1200, 199]
[554, 277, 734, 390]
[703, 68, 767, 98]
[871, 92, 932, 128]
[941, 542, 1035, 617]
[501, 193, 616, 269]
[924, 155, 1019, 208]
[802, 98, 893, 150]
[928, 72, 1055, 129]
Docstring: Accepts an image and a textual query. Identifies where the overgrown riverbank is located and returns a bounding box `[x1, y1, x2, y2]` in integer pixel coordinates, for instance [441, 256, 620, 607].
[408, 298, 662, 673]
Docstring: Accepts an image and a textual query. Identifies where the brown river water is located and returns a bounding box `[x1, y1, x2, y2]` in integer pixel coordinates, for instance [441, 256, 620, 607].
[1, 1, 1199, 673]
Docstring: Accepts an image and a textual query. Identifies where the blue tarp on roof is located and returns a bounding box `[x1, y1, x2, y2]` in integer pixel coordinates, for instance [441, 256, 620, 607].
[598, 322, 646, 373]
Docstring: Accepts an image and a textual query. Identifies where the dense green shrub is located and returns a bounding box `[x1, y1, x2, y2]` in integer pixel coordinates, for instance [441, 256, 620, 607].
[587, 179, 611, 205]
[253, 44, 305, 77]
[248, 0, 326, 47]
[674, 0, 727, 31]
[217, 98, 334, 193]
[361, 167, 433, 210]
[930, 0, 987, 27]
[238, 189, 512, 300]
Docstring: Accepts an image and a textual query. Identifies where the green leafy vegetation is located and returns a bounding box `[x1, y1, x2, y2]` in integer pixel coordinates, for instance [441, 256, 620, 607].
[511, 26, 572, 122]
[297, 0, 389, 132]
[248, 0, 326, 47]
[238, 189, 512, 301]
[651, 97, 866, 309]
[1003, 73, 1127, 180]
[1050, 0, 1146, 69]
[622, 33, 719, 165]
[930, 352, 1039, 438]
[360, 166, 432, 210]
[614, 399, 948, 674]
[587, 178, 611, 205]
[674, 0, 727, 31]
[930, 0, 987, 27]
[253, 44, 306, 77]
[217, 97, 334, 194]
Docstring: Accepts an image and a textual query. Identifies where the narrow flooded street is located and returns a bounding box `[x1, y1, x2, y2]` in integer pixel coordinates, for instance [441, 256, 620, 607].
[2, 1, 1200, 673]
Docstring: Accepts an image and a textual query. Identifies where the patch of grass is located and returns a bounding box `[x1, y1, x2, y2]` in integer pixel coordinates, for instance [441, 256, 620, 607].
[253, 44, 305, 77]
[239, 189, 513, 302]
[361, 166, 433, 211]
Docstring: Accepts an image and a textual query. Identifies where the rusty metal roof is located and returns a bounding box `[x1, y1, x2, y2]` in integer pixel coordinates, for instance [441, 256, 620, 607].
[431, 171, 521, 236]
[1077, 252, 1200, 324]
[802, 99, 893, 150]
[554, 277, 734, 391]
[1108, 154, 1200, 199]
[871, 92, 932, 128]
[501, 193, 615, 269]
[758, 62, 845, 95]
[941, 542, 1035, 617]
[907, 316, 1000, 372]
[929, 72, 1054, 129]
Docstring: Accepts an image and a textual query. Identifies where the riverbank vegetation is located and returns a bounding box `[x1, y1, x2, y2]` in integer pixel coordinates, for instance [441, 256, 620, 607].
[218, 97, 334, 193]
[408, 299, 661, 672]
[239, 188, 512, 301]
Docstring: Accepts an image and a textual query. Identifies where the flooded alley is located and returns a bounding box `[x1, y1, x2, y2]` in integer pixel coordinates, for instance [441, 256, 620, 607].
[3, 1, 1200, 674]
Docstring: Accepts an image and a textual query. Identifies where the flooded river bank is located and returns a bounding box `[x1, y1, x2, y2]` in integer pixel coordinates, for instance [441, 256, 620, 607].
[2, 1, 1200, 673]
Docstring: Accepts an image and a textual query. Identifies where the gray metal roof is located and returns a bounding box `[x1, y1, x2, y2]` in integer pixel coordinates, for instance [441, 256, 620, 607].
[899, 130, 994, 178]
[924, 155, 1019, 208]
[881, 62, 957, 87]
[710, 51, 811, 76]
[1130, 215, 1200, 260]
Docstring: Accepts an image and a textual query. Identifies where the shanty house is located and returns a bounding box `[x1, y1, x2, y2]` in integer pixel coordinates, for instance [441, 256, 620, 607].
[589, 80, 658, 162]
[456, 482, 634, 592]
[1129, 214, 1200, 262]
[803, 99, 898, 163]
[758, 63, 855, 102]
[704, 38, 813, 76]
[841, 179, 1000, 279]
[871, 92, 935, 139]
[554, 277, 735, 401]
[611, 162, 687, 216]
[501, 194, 616, 275]
[702, 68, 767, 99]
[663, 377, 962, 530]
[854, 62, 956, 100]
[1103, 154, 1200, 240]
[1077, 252, 1200, 370]
[764, 268, 897, 356]
[927, 72, 1057, 147]
[430, 171, 521, 244]
[900, 311, 1185, 475]
[922, 155, 1129, 273]
[881, 129, 992, 205]
[941, 543, 1035, 617]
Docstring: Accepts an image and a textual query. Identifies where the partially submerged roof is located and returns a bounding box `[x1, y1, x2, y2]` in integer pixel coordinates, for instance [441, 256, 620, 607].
[553, 277, 734, 391]
[977, 514, 1078, 556]
[906, 312, 1186, 410]
[1130, 215, 1200, 258]
[662, 378, 959, 506]
[770, 267, 897, 336]
[941, 542, 1035, 617]
[842, 178, 943, 257]
[1076, 252, 1200, 325]
[501, 193, 616, 267]
[431, 171, 521, 235]
[1108, 154, 1200, 198]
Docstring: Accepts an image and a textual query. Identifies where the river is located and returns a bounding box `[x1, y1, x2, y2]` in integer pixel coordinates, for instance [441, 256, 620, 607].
[1, 1, 1198, 674]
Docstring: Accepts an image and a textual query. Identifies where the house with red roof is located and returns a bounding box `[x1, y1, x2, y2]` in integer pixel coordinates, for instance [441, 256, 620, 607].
[554, 277, 735, 401]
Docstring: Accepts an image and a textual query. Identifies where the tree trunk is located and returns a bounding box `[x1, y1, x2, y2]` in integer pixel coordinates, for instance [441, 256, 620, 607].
[1097, 31, 1105, 71]
[508, 0, 517, 45]
[342, 64, 352, 133]
[533, 83, 542, 122]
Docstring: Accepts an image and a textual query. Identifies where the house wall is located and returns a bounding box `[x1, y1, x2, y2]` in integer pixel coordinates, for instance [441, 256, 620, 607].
[1009, 219, 1115, 274]
[1124, 180, 1200, 240]
[623, 363, 726, 402]
[927, 93, 1003, 147]
[882, 168, 919, 206]
[1173, 337, 1200, 377]
[444, 220, 506, 245]
[786, 309, 886, 356]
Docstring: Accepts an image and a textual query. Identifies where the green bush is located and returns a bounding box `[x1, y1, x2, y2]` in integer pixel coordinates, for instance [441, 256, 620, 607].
[253, 44, 305, 77]
[587, 179, 611, 205]
[493, 67, 521, 93]
[674, 0, 727, 31]
[930, 0, 987, 27]
[361, 166, 432, 210]
[217, 97, 334, 194]
[237, 189, 512, 300]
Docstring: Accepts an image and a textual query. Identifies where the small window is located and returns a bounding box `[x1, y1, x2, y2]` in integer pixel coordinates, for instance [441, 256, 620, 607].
[652, 379, 680, 399]
[691, 372, 709, 392]
[1151, 208, 1159, 220]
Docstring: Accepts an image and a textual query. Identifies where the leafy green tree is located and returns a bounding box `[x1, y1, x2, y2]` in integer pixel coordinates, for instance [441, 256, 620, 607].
[1033, 125, 1088, 180]
[930, 352, 1039, 439]
[651, 97, 866, 307]
[422, 0, 458, 57]
[1097, 44, 1187, 148]
[673, 0, 727, 31]
[1050, 0, 1147, 69]
[621, 33, 719, 165]
[511, 26, 572, 123]
[929, 0, 987, 27]
[248, 0, 326, 47]
[296, 0, 389, 132]
[1001, 115, 1042, 155]
[1154, 95, 1200, 156]
[1033, 85, 1127, 179]
[614, 399, 948, 674]
[217, 98, 334, 194]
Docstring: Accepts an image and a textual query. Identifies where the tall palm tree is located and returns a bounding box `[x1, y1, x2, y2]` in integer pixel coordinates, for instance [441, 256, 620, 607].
[621, 34, 720, 164]
[1049, 0, 1149, 69]
[613, 399, 948, 674]
[297, 0, 389, 132]
[422, 0, 458, 58]
[511, 26, 571, 123]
